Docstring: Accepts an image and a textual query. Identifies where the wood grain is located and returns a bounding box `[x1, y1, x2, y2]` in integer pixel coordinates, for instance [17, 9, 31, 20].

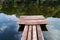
[27, 25, 32, 40]
[19, 16, 47, 25]
[21, 25, 28, 40]
[19, 20, 47, 24]
[20, 16, 47, 40]
[32, 25, 37, 40]
[37, 25, 44, 40]
[20, 15, 45, 20]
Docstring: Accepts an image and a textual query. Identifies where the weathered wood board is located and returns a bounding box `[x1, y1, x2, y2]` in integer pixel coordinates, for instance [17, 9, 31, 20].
[19, 15, 47, 24]
[21, 25, 44, 40]
[19, 15, 47, 40]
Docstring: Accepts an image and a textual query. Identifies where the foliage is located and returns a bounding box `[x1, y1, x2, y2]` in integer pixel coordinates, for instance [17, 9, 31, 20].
[0, 0, 60, 17]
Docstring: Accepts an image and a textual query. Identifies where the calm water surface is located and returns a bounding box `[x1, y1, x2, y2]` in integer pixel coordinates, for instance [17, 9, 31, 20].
[44, 17, 60, 40]
[0, 13, 60, 40]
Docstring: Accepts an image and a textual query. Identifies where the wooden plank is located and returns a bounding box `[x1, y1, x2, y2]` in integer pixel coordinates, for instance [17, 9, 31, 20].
[37, 25, 44, 40]
[33, 25, 37, 40]
[20, 16, 47, 40]
[27, 25, 32, 40]
[21, 25, 28, 40]
[20, 15, 45, 20]
[19, 20, 47, 24]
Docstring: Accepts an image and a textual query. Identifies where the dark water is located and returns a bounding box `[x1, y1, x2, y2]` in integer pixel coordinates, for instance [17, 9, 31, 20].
[0, 13, 60, 40]
[0, 13, 22, 40]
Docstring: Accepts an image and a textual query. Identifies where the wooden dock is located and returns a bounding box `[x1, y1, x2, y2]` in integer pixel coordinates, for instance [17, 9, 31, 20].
[19, 15, 47, 40]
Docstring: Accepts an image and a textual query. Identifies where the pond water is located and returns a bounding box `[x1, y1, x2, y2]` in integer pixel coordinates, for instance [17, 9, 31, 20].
[44, 18, 60, 40]
[0, 13, 60, 40]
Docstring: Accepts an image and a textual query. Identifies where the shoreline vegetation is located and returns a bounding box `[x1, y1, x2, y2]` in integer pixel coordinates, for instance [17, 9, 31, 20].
[0, 0, 60, 17]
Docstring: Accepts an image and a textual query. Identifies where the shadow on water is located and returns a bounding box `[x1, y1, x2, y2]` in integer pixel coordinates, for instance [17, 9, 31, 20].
[0, 13, 60, 40]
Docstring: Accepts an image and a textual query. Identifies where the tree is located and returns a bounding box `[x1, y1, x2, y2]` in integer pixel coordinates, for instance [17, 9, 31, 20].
[2, 0, 14, 14]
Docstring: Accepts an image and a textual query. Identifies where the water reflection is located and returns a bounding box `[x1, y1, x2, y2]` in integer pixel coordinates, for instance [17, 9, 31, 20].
[0, 13, 60, 40]
[0, 13, 22, 40]
[43, 17, 60, 40]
